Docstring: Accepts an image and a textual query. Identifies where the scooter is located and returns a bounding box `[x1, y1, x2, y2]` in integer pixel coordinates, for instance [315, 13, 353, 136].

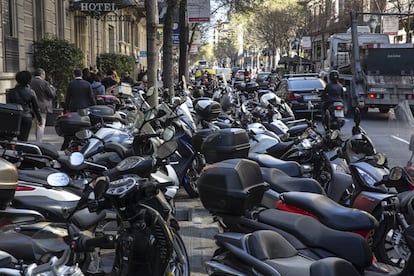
[323, 101, 345, 131]
[198, 158, 414, 275]
[207, 230, 360, 276]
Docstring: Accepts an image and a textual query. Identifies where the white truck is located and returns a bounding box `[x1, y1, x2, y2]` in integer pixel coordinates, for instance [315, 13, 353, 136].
[325, 25, 414, 116]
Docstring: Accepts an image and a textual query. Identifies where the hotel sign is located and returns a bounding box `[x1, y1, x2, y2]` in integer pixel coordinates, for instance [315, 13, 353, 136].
[71, 0, 135, 21]
[80, 2, 116, 12]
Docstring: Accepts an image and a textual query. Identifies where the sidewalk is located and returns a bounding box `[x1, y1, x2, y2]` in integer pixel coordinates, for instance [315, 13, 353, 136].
[29, 126, 218, 275]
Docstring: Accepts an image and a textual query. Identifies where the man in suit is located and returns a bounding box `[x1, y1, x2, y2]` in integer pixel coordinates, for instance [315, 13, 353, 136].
[62, 68, 96, 150]
[64, 68, 96, 112]
[30, 68, 55, 142]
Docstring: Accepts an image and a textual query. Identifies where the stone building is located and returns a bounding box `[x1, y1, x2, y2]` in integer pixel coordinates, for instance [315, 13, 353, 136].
[0, 0, 147, 102]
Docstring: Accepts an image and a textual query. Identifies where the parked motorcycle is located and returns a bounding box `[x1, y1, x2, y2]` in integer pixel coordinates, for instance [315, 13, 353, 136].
[198, 158, 414, 275]
[76, 140, 190, 275]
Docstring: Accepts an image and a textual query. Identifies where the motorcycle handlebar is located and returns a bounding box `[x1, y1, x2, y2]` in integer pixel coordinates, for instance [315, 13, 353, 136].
[82, 234, 114, 251]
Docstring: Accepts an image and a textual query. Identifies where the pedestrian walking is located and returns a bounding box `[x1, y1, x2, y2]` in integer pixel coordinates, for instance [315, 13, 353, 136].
[30, 68, 56, 142]
[62, 68, 96, 150]
[6, 70, 42, 141]
[121, 70, 135, 85]
[64, 68, 96, 112]
[91, 73, 105, 96]
[101, 69, 118, 89]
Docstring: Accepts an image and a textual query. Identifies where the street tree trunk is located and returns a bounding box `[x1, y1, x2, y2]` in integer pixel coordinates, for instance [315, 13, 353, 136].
[179, 0, 189, 84]
[145, 0, 159, 107]
[163, 0, 180, 100]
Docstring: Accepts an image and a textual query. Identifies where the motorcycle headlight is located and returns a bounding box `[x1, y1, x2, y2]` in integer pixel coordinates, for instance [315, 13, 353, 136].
[356, 167, 376, 186]
[272, 113, 282, 121]
[332, 163, 346, 173]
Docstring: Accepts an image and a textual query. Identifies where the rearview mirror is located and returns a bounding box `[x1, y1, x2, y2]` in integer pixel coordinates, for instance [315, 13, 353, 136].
[157, 140, 178, 160]
[47, 172, 70, 187]
[389, 166, 403, 181]
[75, 129, 93, 140]
[162, 126, 175, 141]
[374, 152, 387, 166]
[70, 152, 85, 166]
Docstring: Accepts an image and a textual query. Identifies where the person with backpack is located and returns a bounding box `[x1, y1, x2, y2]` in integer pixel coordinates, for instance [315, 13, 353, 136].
[7, 70, 42, 141]
[91, 73, 105, 96]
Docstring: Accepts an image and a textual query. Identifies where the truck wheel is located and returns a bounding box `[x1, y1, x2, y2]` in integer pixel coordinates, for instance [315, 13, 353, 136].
[379, 108, 389, 113]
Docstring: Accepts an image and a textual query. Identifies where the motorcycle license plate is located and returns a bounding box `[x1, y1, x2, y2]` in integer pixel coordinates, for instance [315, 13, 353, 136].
[334, 110, 344, 117]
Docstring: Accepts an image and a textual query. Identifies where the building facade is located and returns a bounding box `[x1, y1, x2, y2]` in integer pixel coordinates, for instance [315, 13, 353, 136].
[303, 0, 413, 71]
[0, 0, 147, 102]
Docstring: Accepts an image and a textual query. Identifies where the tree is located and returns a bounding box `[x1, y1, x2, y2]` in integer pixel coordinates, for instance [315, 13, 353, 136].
[244, 3, 303, 70]
[33, 36, 83, 108]
[387, 0, 414, 43]
[97, 53, 135, 77]
[163, 0, 180, 99]
[145, 0, 160, 107]
[179, 0, 189, 85]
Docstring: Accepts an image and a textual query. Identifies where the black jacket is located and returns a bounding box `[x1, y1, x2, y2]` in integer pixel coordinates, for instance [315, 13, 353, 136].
[65, 78, 96, 112]
[7, 85, 42, 122]
[322, 82, 343, 102]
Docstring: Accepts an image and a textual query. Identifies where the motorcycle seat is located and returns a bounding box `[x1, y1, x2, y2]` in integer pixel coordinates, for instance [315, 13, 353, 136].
[0, 231, 67, 262]
[18, 167, 60, 185]
[257, 209, 372, 270]
[249, 153, 302, 177]
[247, 230, 359, 276]
[12, 195, 106, 230]
[260, 167, 325, 195]
[29, 142, 61, 160]
[265, 140, 295, 158]
[280, 192, 379, 231]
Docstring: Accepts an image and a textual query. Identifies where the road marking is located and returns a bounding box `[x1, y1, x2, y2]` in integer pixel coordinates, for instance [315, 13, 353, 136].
[391, 135, 409, 144]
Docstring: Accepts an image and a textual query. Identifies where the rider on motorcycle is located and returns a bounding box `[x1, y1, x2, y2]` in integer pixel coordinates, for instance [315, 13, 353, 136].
[321, 70, 344, 129]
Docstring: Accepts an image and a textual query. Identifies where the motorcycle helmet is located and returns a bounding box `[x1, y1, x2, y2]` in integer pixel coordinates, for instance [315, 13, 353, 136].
[260, 92, 278, 107]
[329, 70, 339, 83]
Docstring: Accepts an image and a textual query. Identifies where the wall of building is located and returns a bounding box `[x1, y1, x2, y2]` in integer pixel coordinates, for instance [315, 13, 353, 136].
[0, 0, 147, 103]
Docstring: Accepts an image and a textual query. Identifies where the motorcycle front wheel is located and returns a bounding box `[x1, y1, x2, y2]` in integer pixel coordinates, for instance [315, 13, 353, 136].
[182, 154, 205, 198]
[168, 229, 190, 276]
[373, 215, 411, 268]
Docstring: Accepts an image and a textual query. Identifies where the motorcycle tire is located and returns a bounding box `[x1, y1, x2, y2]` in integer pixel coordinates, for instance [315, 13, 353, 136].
[372, 211, 411, 268]
[182, 154, 205, 198]
[170, 229, 191, 276]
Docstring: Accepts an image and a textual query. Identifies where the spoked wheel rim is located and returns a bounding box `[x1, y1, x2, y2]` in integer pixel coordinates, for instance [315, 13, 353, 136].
[374, 221, 411, 268]
[182, 154, 205, 198]
[168, 230, 190, 276]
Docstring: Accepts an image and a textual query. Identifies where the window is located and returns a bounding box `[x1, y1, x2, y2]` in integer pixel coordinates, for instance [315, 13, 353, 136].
[109, 25, 115, 53]
[34, 0, 45, 40]
[124, 21, 129, 43]
[2, 0, 19, 72]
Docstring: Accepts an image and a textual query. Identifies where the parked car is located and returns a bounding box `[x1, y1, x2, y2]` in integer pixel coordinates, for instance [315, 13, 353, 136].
[255, 72, 271, 88]
[275, 74, 326, 115]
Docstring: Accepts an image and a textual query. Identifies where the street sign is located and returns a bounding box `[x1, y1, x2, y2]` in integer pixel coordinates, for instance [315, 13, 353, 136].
[173, 23, 179, 46]
[188, 0, 210, 23]
[140, 51, 147, 57]
[382, 16, 399, 35]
